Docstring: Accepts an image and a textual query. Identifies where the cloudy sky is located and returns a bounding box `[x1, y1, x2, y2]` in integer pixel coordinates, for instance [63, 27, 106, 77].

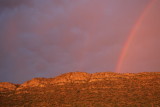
[0, 0, 160, 83]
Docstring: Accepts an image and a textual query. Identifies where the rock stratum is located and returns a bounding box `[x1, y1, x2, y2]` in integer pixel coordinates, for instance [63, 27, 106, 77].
[0, 72, 160, 107]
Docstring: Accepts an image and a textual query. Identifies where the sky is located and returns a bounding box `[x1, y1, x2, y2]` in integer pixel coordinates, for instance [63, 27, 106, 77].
[0, 0, 160, 83]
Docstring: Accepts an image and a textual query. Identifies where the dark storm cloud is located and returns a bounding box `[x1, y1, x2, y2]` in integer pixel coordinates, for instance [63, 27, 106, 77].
[0, 0, 154, 83]
[0, 0, 32, 12]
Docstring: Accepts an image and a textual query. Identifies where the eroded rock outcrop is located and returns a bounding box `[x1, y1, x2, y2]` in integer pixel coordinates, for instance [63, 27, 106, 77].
[2, 72, 160, 90]
[50, 72, 90, 85]
[14, 72, 135, 89]
[17, 78, 49, 90]
[0, 82, 16, 91]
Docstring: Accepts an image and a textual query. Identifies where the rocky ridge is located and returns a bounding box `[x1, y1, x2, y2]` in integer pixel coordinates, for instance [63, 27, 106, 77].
[0, 82, 17, 91]
[1, 72, 160, 106]
[1, 72, 160, 91]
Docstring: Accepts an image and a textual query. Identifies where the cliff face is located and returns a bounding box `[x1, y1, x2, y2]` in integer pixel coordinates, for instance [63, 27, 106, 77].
[0, 72, 160, 106]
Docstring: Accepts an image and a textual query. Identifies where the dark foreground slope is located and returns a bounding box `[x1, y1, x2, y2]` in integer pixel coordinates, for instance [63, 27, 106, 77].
[0, 72, 160, 107]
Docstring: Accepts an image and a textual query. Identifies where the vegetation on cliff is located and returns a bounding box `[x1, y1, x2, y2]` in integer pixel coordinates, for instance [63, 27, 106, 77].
[0, 72, 160, 106]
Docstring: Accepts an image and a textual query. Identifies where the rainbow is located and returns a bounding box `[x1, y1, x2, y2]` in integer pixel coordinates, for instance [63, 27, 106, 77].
[115, 0, 157, 73]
